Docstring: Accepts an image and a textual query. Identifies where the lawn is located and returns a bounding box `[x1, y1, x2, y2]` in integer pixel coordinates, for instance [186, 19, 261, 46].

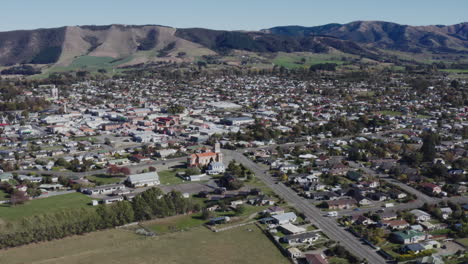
[86, 174, 124, 185]
[144, 213, 206, 234]
[0, 190, 9, 201]
[273, 52, 346, 69]
[0, 225, 289, 264]
[376, 110, 403, 116]
[456, 238, 468, 247]
[0, 193, 93, 222]
[158, 169, 187, 185]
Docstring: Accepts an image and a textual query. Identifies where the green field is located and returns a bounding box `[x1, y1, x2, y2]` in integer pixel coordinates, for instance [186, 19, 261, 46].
[273, 52, 346, 69]
[0, 193, 93, 222]
[0, 190, 9, 201]
[376, 110, 403, 116]
[158, 169, 187, 185]
[0, 225, 289, 264]
[86, 175, 124, 185]
[144, 213, 206, 234]
[456, 238, 468, 248]
[441, 69, 468, 73]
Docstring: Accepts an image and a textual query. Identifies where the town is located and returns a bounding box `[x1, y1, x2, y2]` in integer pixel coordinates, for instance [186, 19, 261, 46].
[0, 68, 467, 264]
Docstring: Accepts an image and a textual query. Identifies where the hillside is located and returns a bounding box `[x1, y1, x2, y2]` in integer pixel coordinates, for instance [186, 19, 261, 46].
[264, 21, 468, 53]
[0, 21, 467, 74]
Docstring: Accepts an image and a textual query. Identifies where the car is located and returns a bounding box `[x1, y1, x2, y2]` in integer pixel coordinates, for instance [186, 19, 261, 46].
[353, 208, 361, 211]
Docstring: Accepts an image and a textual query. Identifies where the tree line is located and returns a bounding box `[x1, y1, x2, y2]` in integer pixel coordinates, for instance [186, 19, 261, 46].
[0, 187, 198, 249]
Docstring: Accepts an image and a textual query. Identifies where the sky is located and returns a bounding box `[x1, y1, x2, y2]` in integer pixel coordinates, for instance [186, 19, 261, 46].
[1, 0, 467, 31]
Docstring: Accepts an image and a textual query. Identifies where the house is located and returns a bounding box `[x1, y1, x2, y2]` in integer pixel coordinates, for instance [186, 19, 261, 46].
[102, 196, 124, 204]
[206, 162, 225, 175]
[401, 243, 425, 254]
[287, 247, 303, 259]
[82, 184, 126, 195]
[346, 171, 363, 181]
[281, 232, 320, 244]
[279, 164, 299, 173]
[279, 223, 306, 234]
[390, 191, 408, 199]
[410, 209, 432, 222]
[420, 183, 442, 194]
[369, 192, 388, 202]
[379, 211, 398, 221]
[381, 219, 410, 230]
[18, 175, 43, 183]
[418, 255, 444, 264]
[272, 212, 297, 225]
[327, 198, 357, 210]
[391, 230, 427, 244]
[440, 207, 453, 219]
[264, 206, 285, 215]
[353, 215, 374, 225]
[0, 173, 13, 182]
[305, 253, 328, 264]
[126, 172, 160, 187]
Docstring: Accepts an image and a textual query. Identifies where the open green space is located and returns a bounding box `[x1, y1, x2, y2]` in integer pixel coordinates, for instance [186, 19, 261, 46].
[0, 225, 289, 264]
[144, 213, 206, 234]
[273, 52, 346, 69]
[0, 190, 9, 201]
[158, 169, 187, 185]
[456, 238, 468, 248]
[86, 175, 124, 185]
[376, 110, 403, 116]
[0, 193, 93, 222]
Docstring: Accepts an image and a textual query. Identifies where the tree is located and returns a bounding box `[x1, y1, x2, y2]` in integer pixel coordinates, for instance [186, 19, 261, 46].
[420, 132, 438, 162]
[234, 205, 246, 216]
[10, 190, 28, 205]
[201, 208, 214, 220]
[120, 167, 131, 176]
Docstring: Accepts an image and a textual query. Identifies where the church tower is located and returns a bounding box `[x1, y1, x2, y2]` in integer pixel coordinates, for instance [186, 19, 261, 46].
[214, 142, 221, 153]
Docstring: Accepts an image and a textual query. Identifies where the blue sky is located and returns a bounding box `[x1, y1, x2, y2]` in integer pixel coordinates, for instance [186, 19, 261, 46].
[1, 0, 467, 31]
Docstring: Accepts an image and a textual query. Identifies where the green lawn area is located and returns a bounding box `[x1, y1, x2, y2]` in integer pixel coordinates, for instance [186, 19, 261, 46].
[158, 169, 187, 185]
[0, 190, 9, 201]
[86, 175, 124, 185]
[329, 257, 350, 264]
[456, 238, 468, 248]
[273, 52, 346, 69]
[0, 193, 93, 222]
[0, 225, 289, 264]
[144, 213, 206, 234]
[376, 110, 403, 116]
[441, 69, 468, 73]
[430, 228, 451, 236]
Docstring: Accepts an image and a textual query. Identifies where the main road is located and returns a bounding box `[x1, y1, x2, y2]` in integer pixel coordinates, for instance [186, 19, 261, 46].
[223, 149, 387, 264]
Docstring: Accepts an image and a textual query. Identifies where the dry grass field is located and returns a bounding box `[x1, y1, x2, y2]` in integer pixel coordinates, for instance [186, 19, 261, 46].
[0, 225, 289, 264]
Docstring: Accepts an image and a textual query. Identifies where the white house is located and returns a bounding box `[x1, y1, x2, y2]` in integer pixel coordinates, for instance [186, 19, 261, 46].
[272, 212, 297, 225]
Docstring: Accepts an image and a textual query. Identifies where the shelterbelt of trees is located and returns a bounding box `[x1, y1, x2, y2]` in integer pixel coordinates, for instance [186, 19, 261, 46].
[0, 188, 198, 249]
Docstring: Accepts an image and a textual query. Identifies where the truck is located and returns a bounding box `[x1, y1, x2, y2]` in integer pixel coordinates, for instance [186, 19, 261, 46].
[327, 211, 338, 217]
[384, 203, 394, 208]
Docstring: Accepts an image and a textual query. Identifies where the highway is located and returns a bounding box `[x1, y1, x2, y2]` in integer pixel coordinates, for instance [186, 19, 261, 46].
[224, 149, 387, 264]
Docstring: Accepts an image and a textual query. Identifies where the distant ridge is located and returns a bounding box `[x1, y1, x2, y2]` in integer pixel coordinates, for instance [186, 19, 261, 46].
[0, 21, 466, 69]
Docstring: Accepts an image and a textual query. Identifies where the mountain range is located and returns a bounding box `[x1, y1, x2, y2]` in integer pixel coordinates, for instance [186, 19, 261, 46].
[0, 21, 466, 71]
